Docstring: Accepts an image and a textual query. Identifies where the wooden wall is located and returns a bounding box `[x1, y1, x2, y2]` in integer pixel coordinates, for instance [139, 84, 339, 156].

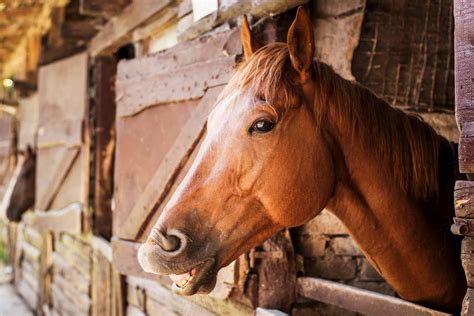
[1, 0, 465, 315]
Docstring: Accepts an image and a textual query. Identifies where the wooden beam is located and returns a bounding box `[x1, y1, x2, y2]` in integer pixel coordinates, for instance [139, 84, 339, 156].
[34, 203, 82, 234]
[454, 0, 474, 129]
[116, 56, 235, 117]
[116, 86, 224, 240]
[297, 277, 449, 316]
[93, 56, 117, 239]
[460, 122, 474, 174]
[89, 0, 172, 57]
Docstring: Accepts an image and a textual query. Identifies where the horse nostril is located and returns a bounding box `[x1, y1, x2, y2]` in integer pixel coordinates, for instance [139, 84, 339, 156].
[150, 228, 186, 254]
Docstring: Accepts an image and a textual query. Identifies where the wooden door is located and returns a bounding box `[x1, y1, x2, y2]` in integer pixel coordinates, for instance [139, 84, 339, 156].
[35, 52, 89, 233]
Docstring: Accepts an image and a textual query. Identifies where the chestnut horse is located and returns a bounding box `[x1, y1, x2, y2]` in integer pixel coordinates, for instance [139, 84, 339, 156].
[138, 8, 465, 313]
[1, 146, 36, 222]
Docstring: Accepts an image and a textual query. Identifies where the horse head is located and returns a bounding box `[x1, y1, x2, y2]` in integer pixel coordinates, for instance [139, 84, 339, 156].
[138, 7, 335, 295]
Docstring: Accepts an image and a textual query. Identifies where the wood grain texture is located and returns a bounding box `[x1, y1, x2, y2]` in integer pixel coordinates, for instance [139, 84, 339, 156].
[254, 230, 296, 312]
[297, 277, 449, 316]
[93, 56, 117, 239]
[116, 86, 224, 240]
[461, 288, 474, 315]
[455, 181, 474, 219]
[36, 52, 89, 211]
[34, 203, 82, 234]
[18, 93, 39, 150]
[460, 122, 474, 173]
[116, 55, 235, 117]
[353, 0, 455, 111]
[36, 146, 80, 210]
[454, 0, 474, 128]
[89, 0, 171, 56]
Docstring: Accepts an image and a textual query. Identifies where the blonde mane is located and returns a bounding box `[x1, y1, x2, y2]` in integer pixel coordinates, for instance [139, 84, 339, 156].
[222, 42, 441, 201]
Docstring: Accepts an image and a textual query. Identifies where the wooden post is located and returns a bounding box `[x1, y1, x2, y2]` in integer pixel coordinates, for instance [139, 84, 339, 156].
[452, 0, 474, 315]
[92, 56, 117, 239]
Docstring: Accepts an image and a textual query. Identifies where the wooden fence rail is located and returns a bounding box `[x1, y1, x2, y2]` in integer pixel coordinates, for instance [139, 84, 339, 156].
[296, 277, 449, 316]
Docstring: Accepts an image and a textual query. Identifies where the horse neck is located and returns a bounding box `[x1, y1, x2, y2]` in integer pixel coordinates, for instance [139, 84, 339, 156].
[319, 76, 465, 312]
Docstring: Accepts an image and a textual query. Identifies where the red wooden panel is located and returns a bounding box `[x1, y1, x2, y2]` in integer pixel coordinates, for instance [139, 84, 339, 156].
[114, 100, 198, 238]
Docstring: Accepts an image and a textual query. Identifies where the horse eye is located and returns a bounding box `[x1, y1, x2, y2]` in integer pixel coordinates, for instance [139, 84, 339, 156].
[250, 120, 275, 134]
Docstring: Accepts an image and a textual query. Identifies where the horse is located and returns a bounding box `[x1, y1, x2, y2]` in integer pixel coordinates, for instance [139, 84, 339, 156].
[1, 145, 36, 222]
[138, 7, 466, 313]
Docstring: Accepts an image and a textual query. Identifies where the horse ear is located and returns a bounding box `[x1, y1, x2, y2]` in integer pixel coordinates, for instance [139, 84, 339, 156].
[26, 145, 34, 157]
[287, 6, 314, 82]
[241, 15, 262, 60]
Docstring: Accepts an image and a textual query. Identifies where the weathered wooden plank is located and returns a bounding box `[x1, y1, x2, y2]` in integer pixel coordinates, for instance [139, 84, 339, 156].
[461, 288, 474, 315]
[60, 233, 92, 261]
[22, 240, 41, 265]
[297, 277, 450, 316]
[34, 202, 82, 234]
[92, 252, 112, 316]
[53, 272, 91, 313]
[117, 29, 240, 81]
[454, 181, 474, 218]
[37, 52, 89, 211]
[255, 230, 296, 312]
[112, 267, 125, 316]
[18, 93, 39, 150]
[93, 56, 117, 239]
[91, 236, 112, 262]
[38, 231, 52, 316]
[177, 0, 307, 42]
[52, 284, 88, 316]
[117, 86, 224, 240]
[114, 99, 198, 240]
[116, 55, 236, 117]
[54, 241, 91, 277]
[127, 276, 215, 316]
[37, 120, 83, 149]
[454, 0, 474, 129]
[23, 226, 42, 250]
[52, 252, 90, 293]
[461, 237, 474, 288]
[460, 122, 474, 173]
[89, 0, 172, 56]
[38, 52, 88, 131]
[36, 146, 80, 210]
[21, 259, 40, 292]
[127, 284, 146, 310]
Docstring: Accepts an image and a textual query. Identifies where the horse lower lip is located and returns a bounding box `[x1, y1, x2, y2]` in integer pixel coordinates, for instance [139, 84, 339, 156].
[171, 258, 215, 295]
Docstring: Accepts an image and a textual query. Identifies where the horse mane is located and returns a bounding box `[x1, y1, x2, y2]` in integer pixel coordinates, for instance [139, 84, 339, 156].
[224, 42, 441, 201]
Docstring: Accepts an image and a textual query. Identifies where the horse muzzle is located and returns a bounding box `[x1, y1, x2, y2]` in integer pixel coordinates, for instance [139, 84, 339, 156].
[137, 227, 219, 295]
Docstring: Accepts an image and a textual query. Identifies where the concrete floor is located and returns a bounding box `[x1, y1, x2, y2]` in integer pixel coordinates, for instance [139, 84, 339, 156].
[0, 266, 32, 316]
[0, 283, 33, 316]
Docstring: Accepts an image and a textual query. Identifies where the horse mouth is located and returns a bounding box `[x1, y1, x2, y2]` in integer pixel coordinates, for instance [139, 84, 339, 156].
[169, 258, 216, 296]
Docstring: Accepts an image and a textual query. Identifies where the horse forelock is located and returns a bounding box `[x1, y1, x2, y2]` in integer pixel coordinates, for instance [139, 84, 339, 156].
[220, 42, 441, 202]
